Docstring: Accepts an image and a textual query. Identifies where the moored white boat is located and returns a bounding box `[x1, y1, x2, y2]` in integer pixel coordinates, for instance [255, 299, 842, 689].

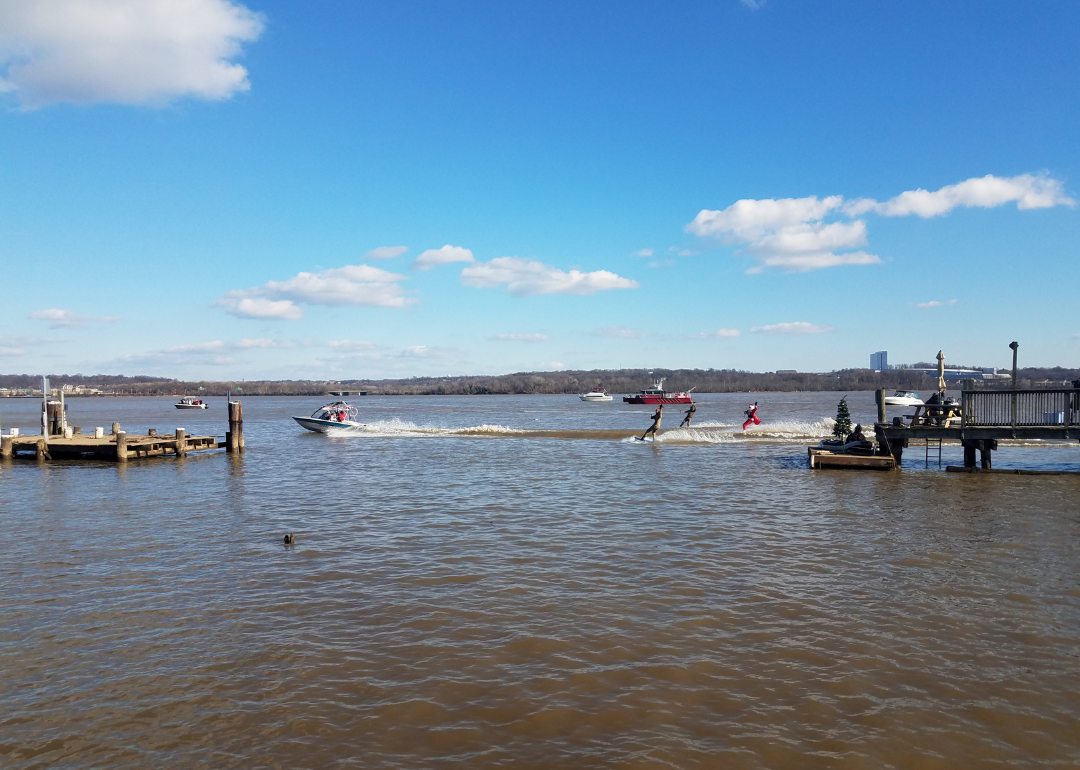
[293, 401, 365, 433]
[175, 396, 208, 409]
[579, 386, 613, 402]
[883, 390, 923, 407]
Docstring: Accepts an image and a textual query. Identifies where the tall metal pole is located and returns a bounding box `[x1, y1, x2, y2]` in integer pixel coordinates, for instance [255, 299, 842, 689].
[1009, 341, 1019, 430]
[41, 375, 48, 436]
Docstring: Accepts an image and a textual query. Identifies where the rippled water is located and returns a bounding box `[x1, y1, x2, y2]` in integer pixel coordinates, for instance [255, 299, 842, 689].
[2, 393, 1078, 768]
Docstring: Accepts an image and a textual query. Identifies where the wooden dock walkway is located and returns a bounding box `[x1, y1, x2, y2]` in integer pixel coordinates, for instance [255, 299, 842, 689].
[874, 388, 1079, 469]
[1, 401, 246, 463]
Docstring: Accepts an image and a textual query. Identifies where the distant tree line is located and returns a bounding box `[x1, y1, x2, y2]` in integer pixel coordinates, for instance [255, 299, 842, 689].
[2, 366, 1077, 397]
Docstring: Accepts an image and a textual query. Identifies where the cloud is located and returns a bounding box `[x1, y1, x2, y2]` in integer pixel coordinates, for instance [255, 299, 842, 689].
[490, 333, 548, 343]
[647, 260, 676, 269]
[116, 337, 295, 366]
[632, 248, 654, 257]
[597, 326, 648, 339]
[412, 244, 475, 271]
[687, 174, 1073, 273]
[688, 328, 741, 339]
[461, 257, 638, 296]
[29, 308, 120, 328]
[915, 299, 957, 308]
[544, 361, 565, 370]
[740, 0, 764, 9]
[0, 346, 24, 356]
[847, 174, 1075, 218]
[365, 246, 408, 260]
[0, 0, 264, 108]
[750, 322, 833, 335]
[218, 263, 411, 319]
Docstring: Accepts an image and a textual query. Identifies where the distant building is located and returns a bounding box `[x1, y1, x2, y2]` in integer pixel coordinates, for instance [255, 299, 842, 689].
[775, 369, 797, 374]
[870, 351, 888, 371]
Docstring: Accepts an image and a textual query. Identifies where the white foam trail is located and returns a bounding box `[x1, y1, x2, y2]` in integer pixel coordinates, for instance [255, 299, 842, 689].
[325, 419, 525, 439]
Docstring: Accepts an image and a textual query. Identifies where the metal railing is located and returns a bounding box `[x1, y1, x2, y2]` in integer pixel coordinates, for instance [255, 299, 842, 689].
[961, 389, 1079, 428]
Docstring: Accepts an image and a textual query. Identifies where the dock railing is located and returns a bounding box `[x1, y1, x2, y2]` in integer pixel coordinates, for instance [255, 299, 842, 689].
[961, 389, 1079, 428]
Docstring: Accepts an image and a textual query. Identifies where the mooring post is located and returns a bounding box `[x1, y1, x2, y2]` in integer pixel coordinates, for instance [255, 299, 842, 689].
[1, 435, 12, 460]
[876, 389, 886, 424]
[175, 427, 186, 456]
[116, 431, 128, 462]
[963, 441, 977, 468]
[35, 437, 49, 461]
[112, 422, 121, 436]
[227, 401, 244, 453]
[47, 401, 63, 435]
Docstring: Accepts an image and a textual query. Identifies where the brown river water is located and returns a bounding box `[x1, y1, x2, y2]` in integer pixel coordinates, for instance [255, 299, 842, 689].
[1, 392, 1078, 769]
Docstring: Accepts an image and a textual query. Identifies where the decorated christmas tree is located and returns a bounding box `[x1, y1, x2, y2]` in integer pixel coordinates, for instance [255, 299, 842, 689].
[833, 396, 852, 440]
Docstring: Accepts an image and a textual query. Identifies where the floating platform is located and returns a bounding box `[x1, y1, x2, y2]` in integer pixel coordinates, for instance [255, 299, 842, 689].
[808, 447, 896, 471]
[2, 432, 222, 462]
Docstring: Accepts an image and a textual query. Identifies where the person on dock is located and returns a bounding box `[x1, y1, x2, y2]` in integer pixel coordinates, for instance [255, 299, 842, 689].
[641, 405, 663, 441]
[742, 402, 760, 431]
[680, 403, 697, 428]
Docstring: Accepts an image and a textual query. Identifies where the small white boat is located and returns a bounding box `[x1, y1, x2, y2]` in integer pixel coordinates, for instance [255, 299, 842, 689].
[883, 390, 923, 407]
[293, 401, 365, 433]
[175, 396, 208, 410]
[580, 386, 613, 402]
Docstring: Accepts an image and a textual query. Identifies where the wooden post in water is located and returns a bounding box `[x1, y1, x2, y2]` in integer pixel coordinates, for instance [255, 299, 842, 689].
[47, 401, 64, 435]
[112, 422, 121, 436]
[875, 389, 886, 424]
[116, 431, 128, 462]
[1, 435, 12, 460]
[35, 437, 49, 461]
[227, 401, 244, 453]
[175, 427, 186, 457]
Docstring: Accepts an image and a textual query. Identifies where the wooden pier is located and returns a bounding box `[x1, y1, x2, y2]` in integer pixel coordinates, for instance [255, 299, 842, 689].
[873, 388, 1079, 469]
[0, 400, 245, 463]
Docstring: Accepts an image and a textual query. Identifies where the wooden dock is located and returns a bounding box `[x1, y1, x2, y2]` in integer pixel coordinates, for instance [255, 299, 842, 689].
[874, 388, 1080, 469]
[808, 447, 896, 470]
[1, 400, 246, 463]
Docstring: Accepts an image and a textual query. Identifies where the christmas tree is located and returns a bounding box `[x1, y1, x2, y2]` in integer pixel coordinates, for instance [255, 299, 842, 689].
[833, 396, 852, 439]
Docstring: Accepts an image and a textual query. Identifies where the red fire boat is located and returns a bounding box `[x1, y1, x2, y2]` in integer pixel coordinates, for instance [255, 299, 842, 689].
[622, 378, 694, 405]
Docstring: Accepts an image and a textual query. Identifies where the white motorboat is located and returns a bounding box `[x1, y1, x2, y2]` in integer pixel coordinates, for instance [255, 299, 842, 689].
[579, 386, 613, 402]
[175, 396, 208, 410]
[883, 390, 923, 407]
[293, 401, 366, 433]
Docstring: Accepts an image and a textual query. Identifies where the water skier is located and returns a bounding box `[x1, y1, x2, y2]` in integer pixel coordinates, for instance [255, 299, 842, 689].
[742, 402, 760, 431]
[680, 402, 697, 428]
[640, 404, 663, 441]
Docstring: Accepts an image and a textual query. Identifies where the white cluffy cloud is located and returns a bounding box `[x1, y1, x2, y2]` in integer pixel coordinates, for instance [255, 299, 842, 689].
[0, 0, 264, 108]
[750, 322, 833, 335]
[490, 333, 548, 343]
[30, 308, 120, 328]
[218, 263, 411, 320]
[365, 246, 408, 260]
[687, 173, 1074, 273]
[117, 337, 293, 367]
[915, 299, 957, 308]
[688, 328, 741, 339]
[412, 245, 475, 271]
[598, 326, 648, 338]
[462, 257, 638, 296]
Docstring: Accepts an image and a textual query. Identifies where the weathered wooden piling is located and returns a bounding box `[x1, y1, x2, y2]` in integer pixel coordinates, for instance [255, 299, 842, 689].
[227, 401, 244, 453]
[1, 435, 12, 459]
[175, 427, 187, 457]
[111, 422, 121, 436]
[875, 388, 887, 424]
[116, 431, 128, 462]
[47, 402, 64, 435]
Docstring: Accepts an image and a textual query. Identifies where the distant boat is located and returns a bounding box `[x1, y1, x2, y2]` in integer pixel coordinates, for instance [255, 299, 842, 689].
[175, 396, 208, 410]
[884, 390, 923, 407]
[293, 401, 365, 433]
[579, 386, 613, 402]
[623, 378, 694, 405]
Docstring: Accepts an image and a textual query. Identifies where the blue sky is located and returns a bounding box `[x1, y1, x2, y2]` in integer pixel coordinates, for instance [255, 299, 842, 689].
[1, 0, 1077, 380]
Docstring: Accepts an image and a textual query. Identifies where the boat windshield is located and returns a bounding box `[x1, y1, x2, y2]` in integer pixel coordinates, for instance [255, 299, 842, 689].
[311, 402, 359, 421]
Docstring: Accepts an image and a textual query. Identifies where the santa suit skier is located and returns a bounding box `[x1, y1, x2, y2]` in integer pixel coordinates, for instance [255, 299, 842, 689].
[742, 402, 760, 431]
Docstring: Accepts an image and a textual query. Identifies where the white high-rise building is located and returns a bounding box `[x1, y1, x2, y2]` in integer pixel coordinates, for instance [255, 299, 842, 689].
[870, 351, 888, 371]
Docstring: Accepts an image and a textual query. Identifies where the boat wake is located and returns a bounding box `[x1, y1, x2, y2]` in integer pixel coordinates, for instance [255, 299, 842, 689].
[322, 417, 838, 443]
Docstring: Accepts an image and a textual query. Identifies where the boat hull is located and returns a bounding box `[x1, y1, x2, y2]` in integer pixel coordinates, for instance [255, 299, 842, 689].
[580, 394, 613, 402]
[175, 404, 208, 409]
[623, 395, 693, 404]
[883, 397, 923, 406]
[293, 416, 365, 433]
